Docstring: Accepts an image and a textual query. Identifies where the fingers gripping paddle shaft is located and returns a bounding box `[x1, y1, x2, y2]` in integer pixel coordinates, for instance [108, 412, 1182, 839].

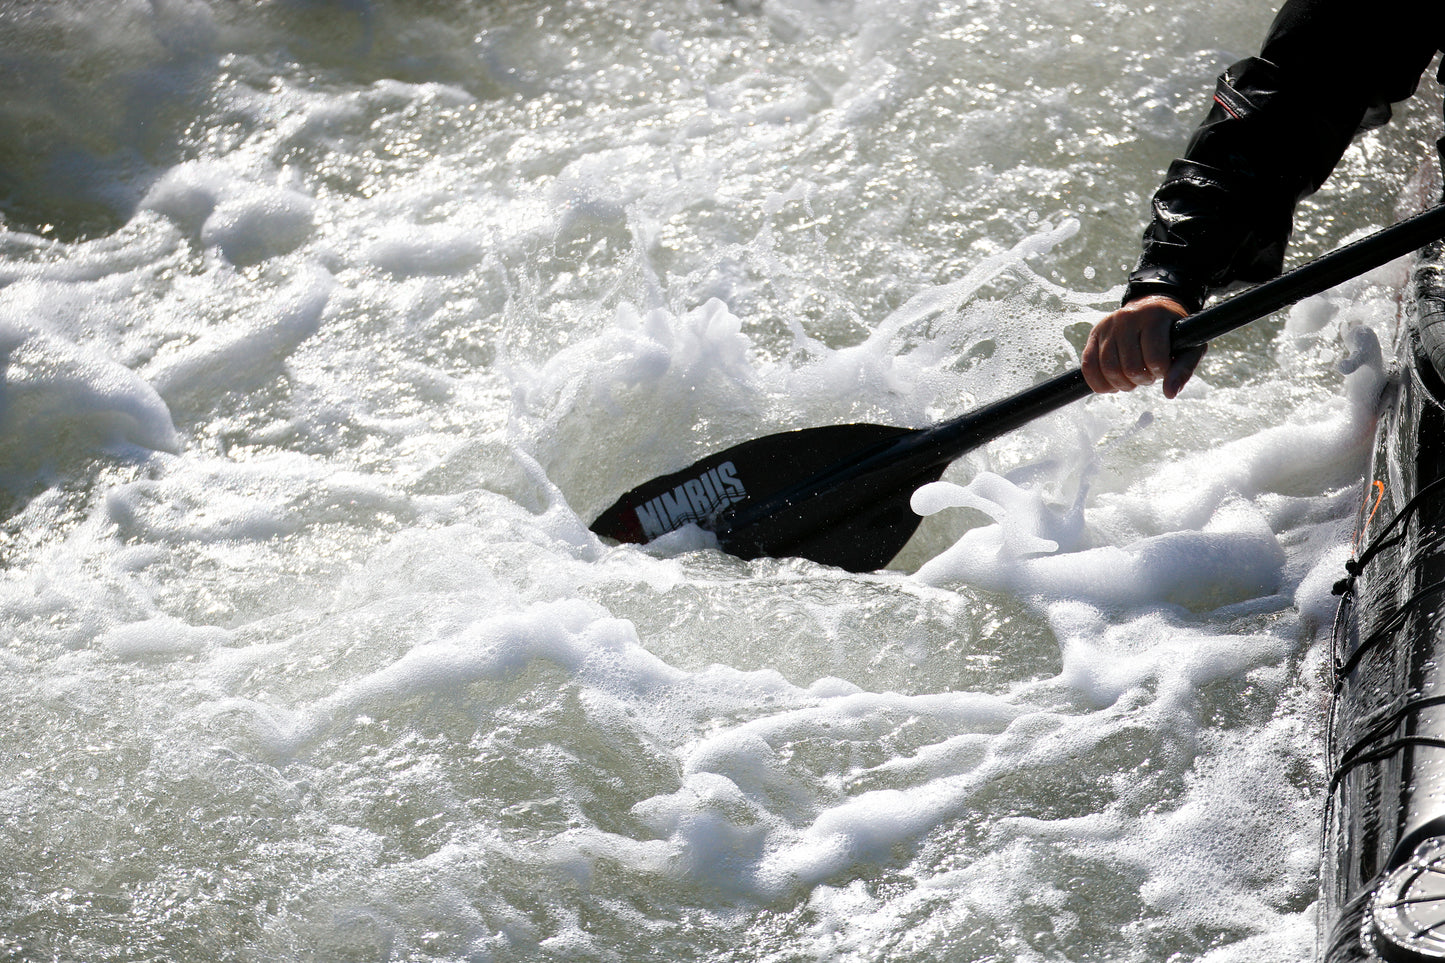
[592, 205, 1445, 572]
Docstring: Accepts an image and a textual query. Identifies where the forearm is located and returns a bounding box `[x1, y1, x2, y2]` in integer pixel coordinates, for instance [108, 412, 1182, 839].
[1126, 57, 1367, 311]
[1126, 0, 1440, 310]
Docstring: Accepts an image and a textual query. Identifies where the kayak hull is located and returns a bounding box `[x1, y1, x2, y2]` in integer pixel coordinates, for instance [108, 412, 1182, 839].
[1325, 244, 1445, 962]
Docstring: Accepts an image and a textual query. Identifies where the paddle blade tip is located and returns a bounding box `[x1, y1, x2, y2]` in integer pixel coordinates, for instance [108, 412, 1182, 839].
[589, 502, 647, 544]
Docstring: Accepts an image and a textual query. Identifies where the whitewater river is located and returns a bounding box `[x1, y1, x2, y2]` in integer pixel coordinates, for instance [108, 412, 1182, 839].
[1, 2, 1440, 961]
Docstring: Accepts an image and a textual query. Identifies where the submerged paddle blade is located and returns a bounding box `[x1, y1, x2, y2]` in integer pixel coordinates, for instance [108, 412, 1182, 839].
[718, 456, 949, 571]
[590, 422, 938, 571]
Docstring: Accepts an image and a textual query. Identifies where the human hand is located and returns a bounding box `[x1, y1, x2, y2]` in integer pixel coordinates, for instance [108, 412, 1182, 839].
[1081, 295, 1203, 399]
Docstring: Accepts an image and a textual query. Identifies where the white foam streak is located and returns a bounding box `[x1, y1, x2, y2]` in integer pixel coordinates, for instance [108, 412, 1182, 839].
[100, 615, 232, 661]
[271, 600, 678, 752]
[148, 269, 333, 406]
[3, 337, 179, 456]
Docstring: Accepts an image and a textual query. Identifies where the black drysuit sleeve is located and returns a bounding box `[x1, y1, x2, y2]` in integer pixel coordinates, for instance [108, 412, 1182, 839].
[1123, 0, 1443, 313]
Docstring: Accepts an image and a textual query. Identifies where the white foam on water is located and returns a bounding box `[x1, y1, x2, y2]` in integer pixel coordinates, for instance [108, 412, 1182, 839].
[100, 614, 233, 662]
[144, 162, 317, 268]
[146, 267, 333, 407]
[0, 265, 180, 465]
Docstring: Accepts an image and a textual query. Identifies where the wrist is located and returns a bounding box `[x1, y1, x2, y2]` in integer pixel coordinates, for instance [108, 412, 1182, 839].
[1123, 293, 1190, 317]
[1122, 275, 1203, 315]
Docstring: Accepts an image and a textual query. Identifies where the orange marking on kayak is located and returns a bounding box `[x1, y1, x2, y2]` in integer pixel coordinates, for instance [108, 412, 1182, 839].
[1354, 479, 1385, 549]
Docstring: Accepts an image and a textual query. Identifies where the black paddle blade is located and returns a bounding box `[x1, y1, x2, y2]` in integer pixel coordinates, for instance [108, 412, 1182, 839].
[590, 422, 944, 572]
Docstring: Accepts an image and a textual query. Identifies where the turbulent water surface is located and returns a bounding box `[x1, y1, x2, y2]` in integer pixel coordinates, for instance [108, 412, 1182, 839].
[1, 2, 1441, 961]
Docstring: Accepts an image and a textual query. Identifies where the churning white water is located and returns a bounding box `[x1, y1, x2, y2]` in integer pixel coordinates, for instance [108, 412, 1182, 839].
[0, 2, 1439, 961]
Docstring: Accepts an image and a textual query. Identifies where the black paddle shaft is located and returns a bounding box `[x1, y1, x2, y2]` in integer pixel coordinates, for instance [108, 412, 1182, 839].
[714, 205, 1445, 553]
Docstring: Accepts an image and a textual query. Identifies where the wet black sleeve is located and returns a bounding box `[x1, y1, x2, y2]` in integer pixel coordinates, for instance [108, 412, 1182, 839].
[1123, 0, 1442, 312]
